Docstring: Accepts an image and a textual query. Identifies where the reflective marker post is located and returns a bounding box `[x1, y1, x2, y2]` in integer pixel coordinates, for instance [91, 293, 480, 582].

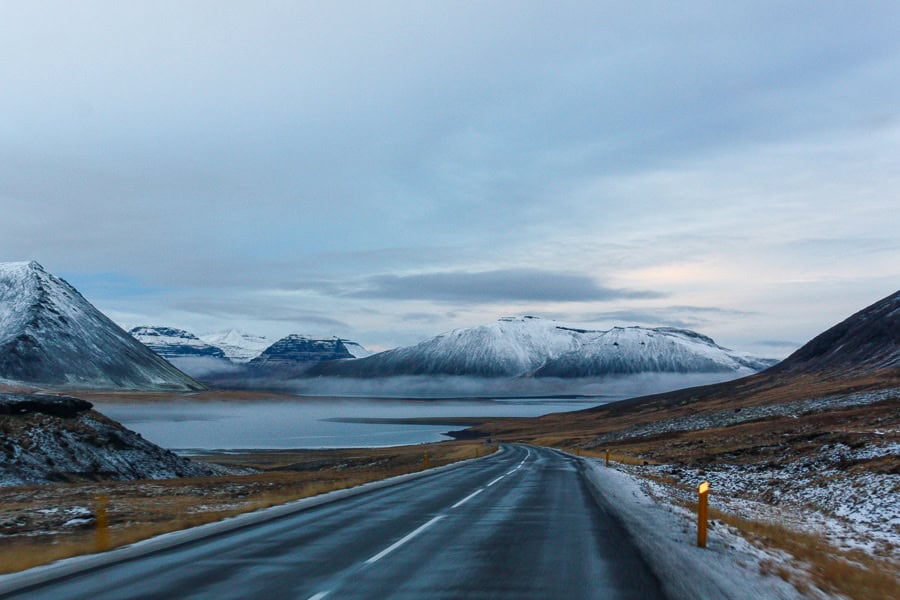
[697, 481, 710, 548]
[423, 452, 430, 469]
[95, 495, 110, 552]
[605, 449, 610, 467]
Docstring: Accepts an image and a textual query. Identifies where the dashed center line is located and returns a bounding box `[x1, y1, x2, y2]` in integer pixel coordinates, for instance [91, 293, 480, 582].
[316, 452, 532, 597]
[365, 515, 446, 565]
[487, 475, 505, 487]
[452, 488, 484, 508]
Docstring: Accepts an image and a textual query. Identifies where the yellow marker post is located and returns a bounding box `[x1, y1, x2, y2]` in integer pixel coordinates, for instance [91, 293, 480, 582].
[95, 495, 110, 552]
[697, 481, 710, 548]
[423, 452, 430, 469]
[605, 449, 610, 467]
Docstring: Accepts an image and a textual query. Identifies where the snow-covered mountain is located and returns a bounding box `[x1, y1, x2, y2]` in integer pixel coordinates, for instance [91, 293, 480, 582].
[533, 326, 776, 377]
[199, 329, 270, 363]
[250, 335, 365, 367]
[308, 316, 776, 379]
[0, 262, 202, 391]
[310, 316, 581, 377]
[129, 326, 227, 359]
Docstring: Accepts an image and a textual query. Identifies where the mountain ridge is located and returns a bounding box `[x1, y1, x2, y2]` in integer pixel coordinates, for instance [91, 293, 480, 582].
[307, 316, 775, 379]
[0, 262, 202, 391]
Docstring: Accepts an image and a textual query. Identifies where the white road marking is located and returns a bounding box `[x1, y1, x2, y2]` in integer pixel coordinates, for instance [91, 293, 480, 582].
[307, 592, 330, 600]
[365, 515, 446, 565]
[452, 488, 484, 508]
[487, 475, 505, 487]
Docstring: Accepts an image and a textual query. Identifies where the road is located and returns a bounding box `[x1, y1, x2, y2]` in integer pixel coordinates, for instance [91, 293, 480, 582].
[3, 445, 666, 599]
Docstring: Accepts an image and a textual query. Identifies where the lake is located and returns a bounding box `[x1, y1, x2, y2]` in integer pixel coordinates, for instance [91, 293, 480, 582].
[95, 396, 619, 451]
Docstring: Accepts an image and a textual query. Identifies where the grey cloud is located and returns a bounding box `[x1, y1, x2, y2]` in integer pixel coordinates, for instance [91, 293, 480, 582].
[544, 306, 755, 329]
[339, 270, 664, 304]
[173, 298, 349, 329]
[0, 3, 897, 351]
[755, 340, 803, 349]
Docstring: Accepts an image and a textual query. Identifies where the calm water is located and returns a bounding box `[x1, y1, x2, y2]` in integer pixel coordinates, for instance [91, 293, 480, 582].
[95, 397, 617, 451]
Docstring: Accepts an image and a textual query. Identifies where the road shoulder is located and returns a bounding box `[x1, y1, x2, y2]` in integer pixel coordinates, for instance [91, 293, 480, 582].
[578, 457, 811, 600]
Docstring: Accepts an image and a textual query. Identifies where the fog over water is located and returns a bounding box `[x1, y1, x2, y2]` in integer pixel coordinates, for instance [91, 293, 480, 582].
[96, 397, 620, 451]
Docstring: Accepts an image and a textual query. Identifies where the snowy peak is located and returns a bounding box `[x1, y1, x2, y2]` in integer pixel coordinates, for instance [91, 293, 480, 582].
[0, 261, 202, 391]
[308, 316, 775, 379]
[129, 326, 226, 359]
[200, 329, 270, 363]
[534, 326, 776, 377]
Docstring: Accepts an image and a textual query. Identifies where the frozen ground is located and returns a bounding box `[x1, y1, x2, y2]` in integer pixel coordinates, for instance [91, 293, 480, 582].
[582, 458, 814, 599]
[634, 442, 900, 560]
[590, 387, 899, 444]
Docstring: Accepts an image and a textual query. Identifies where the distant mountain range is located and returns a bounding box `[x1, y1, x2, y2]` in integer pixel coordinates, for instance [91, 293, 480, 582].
[128, 315, 777, 390]
[307, 316, 777, 379]
[14, 260, 893, 398]
[127, 327, 372, 378]
[0, 262, 201, 391]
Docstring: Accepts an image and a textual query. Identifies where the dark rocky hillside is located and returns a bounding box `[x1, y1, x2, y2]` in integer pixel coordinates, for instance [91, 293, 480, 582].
[0, 393, 214, 486]
[769, 290, 899, 375]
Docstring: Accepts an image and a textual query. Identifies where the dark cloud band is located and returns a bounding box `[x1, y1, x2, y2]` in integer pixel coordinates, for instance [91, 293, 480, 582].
[342, 269, 664, 303]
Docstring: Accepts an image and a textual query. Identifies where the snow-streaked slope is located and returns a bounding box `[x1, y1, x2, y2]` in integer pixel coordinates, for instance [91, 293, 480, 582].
[310, 316, 585, 377]
[0, 262, 202, 390]
[130, 326, 226, 359]
[200, 329, 270, 363]
[250, 335, 359, 366]
[0, 393, 213, 486]
[344, 340, 373, 358]
[309, 316, 775, 379]
[534, 326, 777, 377]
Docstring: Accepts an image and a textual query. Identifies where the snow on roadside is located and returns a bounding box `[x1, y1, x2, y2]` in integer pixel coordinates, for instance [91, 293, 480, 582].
[581, 458, 822, 600]
[636, 444, 900, 560]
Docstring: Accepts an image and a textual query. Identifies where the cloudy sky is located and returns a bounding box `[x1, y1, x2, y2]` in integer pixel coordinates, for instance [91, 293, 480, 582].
[1, 2, 898, 355]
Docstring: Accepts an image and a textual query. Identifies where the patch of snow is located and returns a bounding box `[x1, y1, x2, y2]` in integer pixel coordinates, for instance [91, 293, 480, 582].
[199, 329, 270, 363]
[580, 457, 813, 599]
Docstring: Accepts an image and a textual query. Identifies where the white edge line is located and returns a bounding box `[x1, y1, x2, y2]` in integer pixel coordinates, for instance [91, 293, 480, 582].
[365, 515, 445, 565]
[307, 592, 330, 600]
[451, 488, 484, 509]
[487, 475, 505, 487]
[0, 447, 507, 596]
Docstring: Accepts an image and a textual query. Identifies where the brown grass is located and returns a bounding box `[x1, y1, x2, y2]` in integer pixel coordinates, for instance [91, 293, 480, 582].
[0, 440, 496, 574]
[700, 505, 899, 600]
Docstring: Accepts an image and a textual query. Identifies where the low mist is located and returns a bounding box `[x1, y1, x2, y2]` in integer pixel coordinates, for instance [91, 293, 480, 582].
[202, 371, 745, 400]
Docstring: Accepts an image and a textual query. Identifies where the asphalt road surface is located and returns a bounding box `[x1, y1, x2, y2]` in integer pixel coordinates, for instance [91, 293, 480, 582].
[4, 445, 666, 599]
